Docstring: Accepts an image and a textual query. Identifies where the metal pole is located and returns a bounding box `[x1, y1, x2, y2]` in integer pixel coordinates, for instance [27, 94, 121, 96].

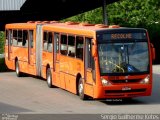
[102, 0, 108, 25]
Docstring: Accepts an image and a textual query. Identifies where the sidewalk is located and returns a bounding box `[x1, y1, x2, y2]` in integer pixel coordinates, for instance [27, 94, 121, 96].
[153, 64, 160, 73]
[0, 54, 4, 58]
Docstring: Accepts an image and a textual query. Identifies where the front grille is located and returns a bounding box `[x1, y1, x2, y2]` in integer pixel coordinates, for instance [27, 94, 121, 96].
[105, 88, 146, 94]
[110, 79, 141, 84]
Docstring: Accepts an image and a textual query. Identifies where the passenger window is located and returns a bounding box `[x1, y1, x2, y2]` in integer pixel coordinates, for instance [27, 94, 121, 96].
[18, 30, 23, 46]
[76, 36, 84, 60]
[86, 38, 92, 68]
[54, 33, 59, 53]
[29, 30, 33, 48]
[60, 35, 67, 55]
[10, 30, 13, 45]
[43, 32, 48, 51]
[5, 30, 12, 46]
[48, 32, 53, 52]
[13, 30, 18, 46]
[22, 30, 28, 47]
[68, 35, 75, 57]
[5, 30, 8, 45]
[8, 29, 13, 45]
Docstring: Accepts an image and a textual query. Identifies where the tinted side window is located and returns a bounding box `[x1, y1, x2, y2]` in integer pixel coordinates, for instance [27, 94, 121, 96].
[5, 30, 8, 45]
[68, 35, 75, 57]
[48, 32, 53, 52]
[76, 36, 84, 60]
[86, 38, 92, 68]
[54, 33, 59, 53]
[17, 30, 22, 46]
[60, 35, 67, 55]
[29, 30, 33, 48]
[13, 30, 18, 46]
[43, 32, 48, 51]
[22, 30, 28, 47]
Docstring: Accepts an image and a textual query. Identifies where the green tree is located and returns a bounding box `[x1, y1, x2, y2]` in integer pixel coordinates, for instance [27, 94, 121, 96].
[63, 8, 103, 24]
[64, 0, 160, 28]
[64, 0, 160, 64]
[0, 31, 5, 54]
[0, 31, 8, 72]
[107, 0, 160, 27]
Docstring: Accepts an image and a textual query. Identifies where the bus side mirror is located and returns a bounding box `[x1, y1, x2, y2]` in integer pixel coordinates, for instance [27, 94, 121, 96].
[92, 39, 97, 57]
[150, 43, 155, 61]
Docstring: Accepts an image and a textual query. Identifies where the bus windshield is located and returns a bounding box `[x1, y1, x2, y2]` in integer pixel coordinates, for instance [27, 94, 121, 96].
[98, 41, 149, 75]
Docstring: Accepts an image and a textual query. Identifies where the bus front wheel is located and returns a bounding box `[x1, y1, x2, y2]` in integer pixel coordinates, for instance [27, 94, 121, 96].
[78, 78, 87, 100]
[46, 68, 53, 88]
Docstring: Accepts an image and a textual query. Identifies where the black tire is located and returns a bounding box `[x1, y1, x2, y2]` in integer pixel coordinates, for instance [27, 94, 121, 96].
[15, 60, 22, 77]
[78, 78, 87, 100]
[46, 68, 53, 88]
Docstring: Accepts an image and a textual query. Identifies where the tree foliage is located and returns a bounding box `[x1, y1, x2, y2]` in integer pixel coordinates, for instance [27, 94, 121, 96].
[108, 0, 160, 26]
[65, 0, 160, 28]
[64, 0, 160, 63]
[0, 31, 4, 54]
[64, 8, 103, 24]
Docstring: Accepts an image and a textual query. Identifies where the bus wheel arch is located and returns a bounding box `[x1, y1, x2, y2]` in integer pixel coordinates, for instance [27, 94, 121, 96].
[76, 73, 81, 95]
[76, 73, 87, 100]
[46, 64, 50, 78]
[15, 57, 22, 77]
[46, 64, 53, 88]
[15, 57, 18, 68]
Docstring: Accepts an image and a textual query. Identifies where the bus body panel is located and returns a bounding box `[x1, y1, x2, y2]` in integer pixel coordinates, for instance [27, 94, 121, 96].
[5, 45, 14, 70]
[59, 55, 85, 94]
[41, 51, 53, 79]
[5, 23, 37, 76]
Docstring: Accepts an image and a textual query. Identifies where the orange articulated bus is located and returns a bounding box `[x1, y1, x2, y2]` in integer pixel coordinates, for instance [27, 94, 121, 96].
[5, 21, 155, 100]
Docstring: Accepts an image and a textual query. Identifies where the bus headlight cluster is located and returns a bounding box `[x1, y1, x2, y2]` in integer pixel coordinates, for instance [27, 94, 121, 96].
[140, 75, 150, 84]
[101, 78, 111, 86]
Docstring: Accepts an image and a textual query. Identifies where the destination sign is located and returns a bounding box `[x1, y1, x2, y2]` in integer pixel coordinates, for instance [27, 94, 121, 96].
[111, 33, 132, 39]
[100, 33, 147, 41]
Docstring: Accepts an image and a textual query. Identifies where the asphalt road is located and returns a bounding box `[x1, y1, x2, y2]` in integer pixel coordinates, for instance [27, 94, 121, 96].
[0, 65, 160, 119]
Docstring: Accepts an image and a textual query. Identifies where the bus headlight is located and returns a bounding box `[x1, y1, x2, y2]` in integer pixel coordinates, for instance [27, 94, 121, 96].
[101, 78, 111, 86]
[140, 75, 150, 84]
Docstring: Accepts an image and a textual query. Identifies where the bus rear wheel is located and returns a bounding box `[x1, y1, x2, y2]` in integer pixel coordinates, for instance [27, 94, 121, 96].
[46, 68, 53, 88]
[78, 78, 87, 100]
[15, 60, 22, 77]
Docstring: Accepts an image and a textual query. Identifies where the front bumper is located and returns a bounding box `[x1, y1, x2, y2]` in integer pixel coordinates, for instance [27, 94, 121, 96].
[94, 84, 152, 99]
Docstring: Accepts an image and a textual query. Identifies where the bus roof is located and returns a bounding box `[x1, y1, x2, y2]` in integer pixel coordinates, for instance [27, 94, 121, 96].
[5, 21, 120, 30]
[43, 21, 121, 31]
[42, 22, 147, 37]
[5, 21, 146, 34]
[5, 23, 37, 29]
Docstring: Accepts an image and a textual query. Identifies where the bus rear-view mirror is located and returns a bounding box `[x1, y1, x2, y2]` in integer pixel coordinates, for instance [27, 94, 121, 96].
[92, 39, 97, 57]
[150, 43, 155, 61]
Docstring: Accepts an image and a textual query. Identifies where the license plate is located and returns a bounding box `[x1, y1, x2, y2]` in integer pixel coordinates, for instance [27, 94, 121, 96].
[122, 86, 131, 91]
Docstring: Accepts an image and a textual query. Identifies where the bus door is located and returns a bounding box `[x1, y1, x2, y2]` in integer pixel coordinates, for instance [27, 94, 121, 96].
[84, 38, 94, 96]
[53, 33, 60, 87]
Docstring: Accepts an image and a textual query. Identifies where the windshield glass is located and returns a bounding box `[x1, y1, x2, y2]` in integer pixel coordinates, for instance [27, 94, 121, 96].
[98, 42, 149, 75]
